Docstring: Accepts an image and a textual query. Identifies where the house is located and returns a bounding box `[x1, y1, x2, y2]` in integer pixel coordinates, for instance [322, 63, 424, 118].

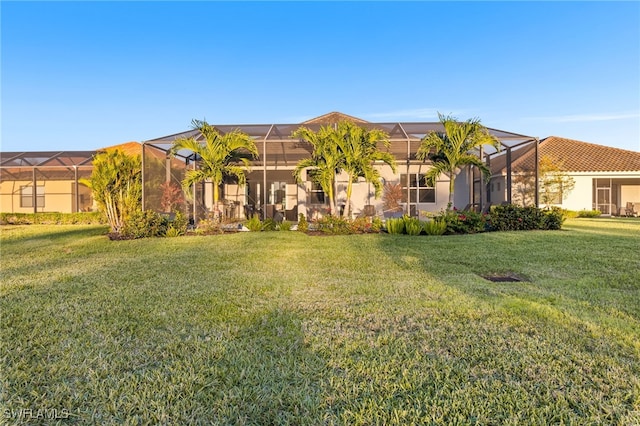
[142, 112, 535, 221]
[488, 136, 640, 215]
[0, 142, 141, 214]
[16, 114, 629, 220]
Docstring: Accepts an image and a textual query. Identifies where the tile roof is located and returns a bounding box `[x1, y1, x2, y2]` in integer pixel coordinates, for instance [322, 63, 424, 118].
[99, 141, 142, 156]
[490, 136, 640, 174]
[301, 111, 369, 125]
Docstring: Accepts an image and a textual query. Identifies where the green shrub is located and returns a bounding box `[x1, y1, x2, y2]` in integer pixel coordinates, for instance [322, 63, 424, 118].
[577, 209, 602, 218]
[562, 209, 579, 219]
[403, 216, 423, 236]
[0, 212, 105, 225]
[423, 218, 447, 235]
[279, 220, 292, 231]
[540, 207, 565, 230]
[315, 215, 351, 234]
[386, 217, 405, 234]
[437, 209, 490, 234]
[164, 226, 181, 237]
[489, 204, 564, 231]
[168, 211, 188, 236]
[245, 214, 263, 232]
[297, 213, 309, 233]
[195, 217, 222, 235]
[371, 217, 383, 233]
[262, 218, 278, 232]
[120, 210, 168, 239]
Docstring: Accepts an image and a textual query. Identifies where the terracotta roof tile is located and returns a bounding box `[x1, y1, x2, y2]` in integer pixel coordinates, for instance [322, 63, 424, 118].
[99, 141, 142, 156]
[301, 111, 368, 125]
[491, 136, 640, 173]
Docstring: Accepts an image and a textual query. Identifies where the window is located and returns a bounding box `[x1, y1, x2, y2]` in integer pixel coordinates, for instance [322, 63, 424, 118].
[307, 171, 327, 205]
[401, 174, 435, 204]
[309, 181, 326, 204]
[401, 173, 435, 216]
[268, 181, 287, 206]
[20, 185, 45, 208]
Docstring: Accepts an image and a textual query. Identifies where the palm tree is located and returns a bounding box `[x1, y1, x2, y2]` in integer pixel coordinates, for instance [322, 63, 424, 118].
[292, 125, 343, 215]
[170, 119, 258, 216]
[333, 121, 397, 218]
[80, 149, 142, 233]
[416, 113, 501, 208]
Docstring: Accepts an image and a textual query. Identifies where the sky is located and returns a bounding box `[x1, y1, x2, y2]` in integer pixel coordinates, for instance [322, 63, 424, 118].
[2, 1, 639, 153]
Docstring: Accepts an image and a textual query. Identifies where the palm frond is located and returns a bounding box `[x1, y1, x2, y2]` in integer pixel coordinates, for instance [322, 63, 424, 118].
[424, 161, 450, 187]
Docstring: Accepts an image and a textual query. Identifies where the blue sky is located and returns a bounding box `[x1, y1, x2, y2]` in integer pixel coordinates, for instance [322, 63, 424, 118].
[2, 1, 639, 152]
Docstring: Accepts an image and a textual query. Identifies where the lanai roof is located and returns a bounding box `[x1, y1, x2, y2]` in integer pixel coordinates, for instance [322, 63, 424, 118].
[144, 111, 536, 158]
[0, 151, 96, 168]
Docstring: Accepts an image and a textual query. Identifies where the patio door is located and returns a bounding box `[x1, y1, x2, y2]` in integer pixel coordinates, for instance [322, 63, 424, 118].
[596, 186, 611, 215]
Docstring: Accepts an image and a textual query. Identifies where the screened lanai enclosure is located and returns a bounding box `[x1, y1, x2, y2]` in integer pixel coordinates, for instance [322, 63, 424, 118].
[141, 113, 539, 222]
[0, 151, 96, 213]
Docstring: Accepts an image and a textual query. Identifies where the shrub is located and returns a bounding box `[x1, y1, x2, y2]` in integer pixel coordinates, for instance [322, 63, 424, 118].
[371, 217, 383, 233]
[195, 217, 223, 235]
[577, 209, 602, 218]
[489, 204, 564, 231]
[403, 216, 423, 236]
[297, 213, 309, 233]
[165, 226, 182, 238]
[348, 217, 370, 234]
[168, 211, 188, 236]
[423, 218, 447, 235]
[386, 217, 405, 234]
[245, 214, 263, 232]
[120, 210, 168, 239]
[0, 212, 105, 225]
[540, 207, 565, 230]
[436, 209, 490, 234]
[279, 220, 292, 231]
[315, 215, 351, 234]
[562, 209, 579, 219]
[262, 218, 278, 232]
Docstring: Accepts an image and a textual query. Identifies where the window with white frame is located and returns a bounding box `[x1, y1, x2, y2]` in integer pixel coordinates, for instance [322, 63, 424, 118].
[401, 174, 435, 204]
[401, 173, 435, 216]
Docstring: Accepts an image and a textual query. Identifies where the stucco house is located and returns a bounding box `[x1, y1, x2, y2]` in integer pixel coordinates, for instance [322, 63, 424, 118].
[0, 143, 141, 214]
[6, 114, 636, 220]
[141, 112, 534, 221]
[488, 136, 640, 215]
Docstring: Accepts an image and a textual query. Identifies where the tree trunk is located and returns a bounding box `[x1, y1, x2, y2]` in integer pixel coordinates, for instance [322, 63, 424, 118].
[213, 182, 220, 218]
[448, 172, 455, 210]
[343, 176, 354, 219]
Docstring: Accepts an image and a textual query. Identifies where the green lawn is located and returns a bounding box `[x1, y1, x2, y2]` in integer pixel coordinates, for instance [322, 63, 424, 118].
[1, 219, 639, 425]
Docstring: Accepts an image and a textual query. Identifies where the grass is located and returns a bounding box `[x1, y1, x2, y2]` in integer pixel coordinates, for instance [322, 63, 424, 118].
[1, 218, 639, 425]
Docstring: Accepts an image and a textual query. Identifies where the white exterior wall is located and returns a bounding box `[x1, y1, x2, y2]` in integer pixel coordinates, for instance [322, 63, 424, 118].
[530, 171, 640, 214]
[559, 174, 592, 211]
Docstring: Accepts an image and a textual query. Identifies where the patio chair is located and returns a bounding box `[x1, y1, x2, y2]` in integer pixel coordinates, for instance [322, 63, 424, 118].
[625, 202, 635, 217]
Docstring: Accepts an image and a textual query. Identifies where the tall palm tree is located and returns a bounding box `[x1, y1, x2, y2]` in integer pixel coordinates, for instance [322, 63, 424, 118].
[292, 125, 343, 215]
[416, 113, 501, 208]
[170, 119, 258, 215]
[333, 121, 397, 218]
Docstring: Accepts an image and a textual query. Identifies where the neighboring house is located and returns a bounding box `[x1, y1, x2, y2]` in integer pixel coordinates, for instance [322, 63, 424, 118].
[0, 142, 141, 214]
[142, 112, 534, 220]
[488, 136, 640, 215]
